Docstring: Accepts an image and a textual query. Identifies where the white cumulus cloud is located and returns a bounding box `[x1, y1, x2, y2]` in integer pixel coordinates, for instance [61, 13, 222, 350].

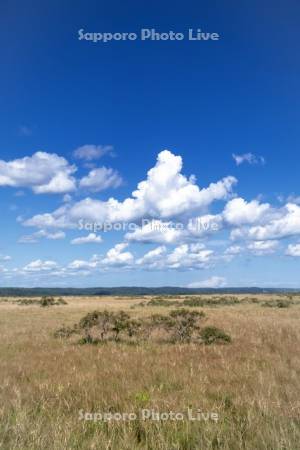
[24, 150, 237, 228]
[187, 276, 227, 288]
[136, 246, 167, 267]
[286, 243, 300, 257]
[22, 259, 58, 272]
[224, 245, 243, 255]
[102, 243, 134, 267]
[247, 240, 279, 255]
[68, 255, 100, 270]
[243, 203, 300, 241]
[71, 233, 102, 245]
[223, 198, 270, 226]
[137, 243, 214, 271]
[125, 220, 184, 244]
[79, 167, 122, 192]
[0, 152, 77, 194]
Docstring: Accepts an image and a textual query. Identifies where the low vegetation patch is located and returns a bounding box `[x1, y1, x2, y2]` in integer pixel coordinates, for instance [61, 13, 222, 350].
[0, 297, 14, 303]
[135, 296, 179, 308]
[199, 326, 232, 345]
[55, 308, 231, 345]
[17, 296, 67, 307]
[145, 297, 179, 307]
[136, 295, 241, 308]
[134, 294, 300, 310]
[261, 299, 291, 308]
[182, 296, 240, 307]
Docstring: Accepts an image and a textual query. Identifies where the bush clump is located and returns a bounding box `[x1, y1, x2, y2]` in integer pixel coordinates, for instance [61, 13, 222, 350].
[55, 308, 231, 346]
[182, 296, 240, 307]
[147, 297, 179, 307]
[17, 296, 67, 307]
[17, 298, 40, 305]
[53, 325, 77, 339]
[169, 309, 205, 342]
[77, 310, 142, 343]
[199, 326, 232, 345]
[261, 299, 291, 308]
[136, 295, 241, 309]
[134, 296, 179, 308]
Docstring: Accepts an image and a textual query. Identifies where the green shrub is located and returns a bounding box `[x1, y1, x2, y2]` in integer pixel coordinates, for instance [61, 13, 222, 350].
[17, 298, 40, 305]
[169, 309, 205, 342]
[77, 310, 138, 343]
[147, 297, 179, 307]
[261, 299, 290, 308]
[40, 296, 56, 307]
[40, 296, 68, 307]
[200, 326, 231, 345]
[55, 308, 233, 346]
[182, 296, 240, 307]
[53, 325, 76, 338]
[56, 297, 68, 305]
[17, 296, 68, 307]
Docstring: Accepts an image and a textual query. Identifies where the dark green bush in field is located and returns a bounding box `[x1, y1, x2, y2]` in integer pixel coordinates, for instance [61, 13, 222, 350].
[261, 299, 291, 308]
[40, 296, 67, 307]
[182, 296, 240, 307]
[0, 297, 14, 303]
[140, 309, 206, 343]
[40, 296, 56, 307]
[147, 313, 175, 328]
[78, 310, 109, 329]
[169, 309, 205, 342]
[134, 296, 180, 308]
[53, 325, 77, 338]
[17, 298, 41, 305]
[17, 296, 68, 307]
[136, 295, 241, 308]
[147, 297, 179, 307]
[200, 326, 232, 345]
[56, 308, 231, 345]
[79, 310, 116, 341]
[77, 310, 141, 343]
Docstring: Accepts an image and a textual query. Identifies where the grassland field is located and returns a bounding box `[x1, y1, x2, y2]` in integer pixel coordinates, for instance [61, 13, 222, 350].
[0, 294, 299, 450]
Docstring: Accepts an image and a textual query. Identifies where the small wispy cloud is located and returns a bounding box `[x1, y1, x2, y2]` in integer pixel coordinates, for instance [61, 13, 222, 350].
[63, 194, 72, 203]
[73, 145, 115, 161]
[0, 255, 11, 261]
[14, 190, 25, 197]
[18, 230, 66, 244]
[19, 125, 33, 136]
[232, 152, 265, 166]
[71, 233, 102, 245]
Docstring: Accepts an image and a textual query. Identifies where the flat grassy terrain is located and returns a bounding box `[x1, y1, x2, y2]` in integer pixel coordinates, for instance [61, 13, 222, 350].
[0, 295, 299, 449]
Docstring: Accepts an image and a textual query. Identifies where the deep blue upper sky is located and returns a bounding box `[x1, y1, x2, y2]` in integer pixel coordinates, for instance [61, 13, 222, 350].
[0, 0, 299, 287]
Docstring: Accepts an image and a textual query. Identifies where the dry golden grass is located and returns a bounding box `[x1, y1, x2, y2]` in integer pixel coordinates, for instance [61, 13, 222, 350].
[0, 295, 299, 449]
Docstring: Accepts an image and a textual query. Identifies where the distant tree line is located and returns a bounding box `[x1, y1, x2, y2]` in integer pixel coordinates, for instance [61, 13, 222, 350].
[0, 287, 298, 297]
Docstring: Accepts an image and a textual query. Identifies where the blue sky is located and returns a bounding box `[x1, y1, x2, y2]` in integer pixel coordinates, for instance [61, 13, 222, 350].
[0, 0, 300, 287]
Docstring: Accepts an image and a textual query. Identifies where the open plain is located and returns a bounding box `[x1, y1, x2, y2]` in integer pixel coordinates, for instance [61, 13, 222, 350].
[0, 294, 299, 450]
